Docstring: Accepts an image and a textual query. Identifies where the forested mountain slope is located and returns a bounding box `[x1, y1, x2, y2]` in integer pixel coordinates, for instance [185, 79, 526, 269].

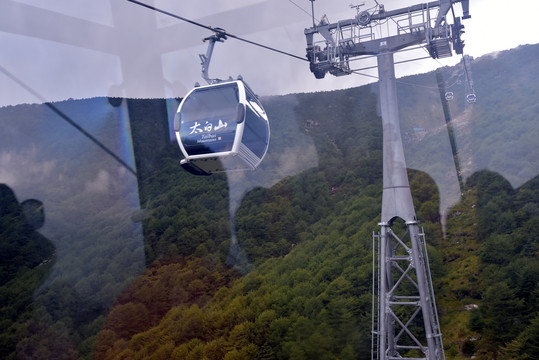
[1, 44, 537, 359]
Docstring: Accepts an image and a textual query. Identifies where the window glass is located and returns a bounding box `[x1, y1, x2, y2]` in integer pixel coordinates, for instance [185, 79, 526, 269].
[241, 106, 269, 158]
[1, 1, 538, 360]
[179, 83, 239, 155]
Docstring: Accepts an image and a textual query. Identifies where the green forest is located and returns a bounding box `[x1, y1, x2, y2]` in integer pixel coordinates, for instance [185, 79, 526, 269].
[1, 44, 538, 359]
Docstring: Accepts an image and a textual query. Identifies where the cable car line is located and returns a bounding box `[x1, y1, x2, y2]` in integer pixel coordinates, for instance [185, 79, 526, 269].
[350, 69, 378, 80]
[287, 0, 312, 19]
[126, 0, 308, 62]
[461, 54, 473, 89]
[0, 64, 137, 176]
[460, 54, 477, 103]
[347, 52, 438, 83]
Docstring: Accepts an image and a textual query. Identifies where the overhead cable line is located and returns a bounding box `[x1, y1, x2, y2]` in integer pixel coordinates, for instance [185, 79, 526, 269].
[288, 0, 312, 19]
[461, 54, 473, 89]
[351, 69, 378, 80]
[127, 0, 308, 62]
[0, 64, 137, 176]
[287, 0, 326, 26]
[346, 50, 436, 82]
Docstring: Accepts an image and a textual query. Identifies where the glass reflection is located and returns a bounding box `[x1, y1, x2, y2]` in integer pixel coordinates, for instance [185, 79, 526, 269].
[0, 1, 537, 359]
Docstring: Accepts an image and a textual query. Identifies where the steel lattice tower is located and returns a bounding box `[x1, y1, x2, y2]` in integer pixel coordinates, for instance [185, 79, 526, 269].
[304, 1, 471, 359]
[373, 51, 444, 360]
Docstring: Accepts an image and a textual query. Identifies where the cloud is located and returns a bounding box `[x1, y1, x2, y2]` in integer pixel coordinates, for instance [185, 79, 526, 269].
[0, 147, 57, 191]
[84, 169, 111, 194]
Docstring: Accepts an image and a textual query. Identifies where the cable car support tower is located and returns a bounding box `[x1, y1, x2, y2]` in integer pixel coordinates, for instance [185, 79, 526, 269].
[305, 1, 471, 359]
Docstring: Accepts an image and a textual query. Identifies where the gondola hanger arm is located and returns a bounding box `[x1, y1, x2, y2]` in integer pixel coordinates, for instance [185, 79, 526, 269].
[200, 28, 233, 85]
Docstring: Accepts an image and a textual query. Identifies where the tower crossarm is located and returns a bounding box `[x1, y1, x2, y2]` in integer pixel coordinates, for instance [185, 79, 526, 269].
[344, 30, 427, 56]
[305, 0, 470, 79]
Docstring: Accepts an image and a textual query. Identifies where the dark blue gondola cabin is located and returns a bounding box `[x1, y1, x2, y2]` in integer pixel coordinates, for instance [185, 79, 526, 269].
[174, 80, 270, 175]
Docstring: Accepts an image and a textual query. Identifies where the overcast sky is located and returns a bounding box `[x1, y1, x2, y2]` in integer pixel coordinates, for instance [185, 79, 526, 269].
[1, 0, 538, 107]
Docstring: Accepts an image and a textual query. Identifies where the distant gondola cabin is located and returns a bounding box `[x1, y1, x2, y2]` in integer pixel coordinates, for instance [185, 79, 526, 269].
[466, 93, 477, 104]
[174, 80, 270, 175]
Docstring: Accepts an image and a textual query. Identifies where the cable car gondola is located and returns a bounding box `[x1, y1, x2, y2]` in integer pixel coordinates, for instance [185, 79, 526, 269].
[174, 29, 270, 175]
[175, 79, 270, 175]
[445, 91, 454, 101]
[466, 93, 476, 103]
